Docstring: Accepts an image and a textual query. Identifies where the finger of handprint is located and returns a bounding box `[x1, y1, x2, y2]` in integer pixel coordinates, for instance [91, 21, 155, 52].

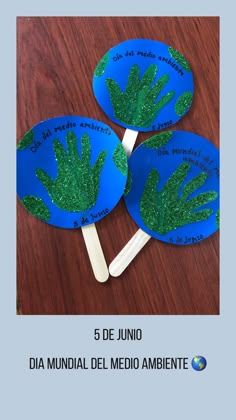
[53, 138, 67, 159]
[93, 150, 107, 180]
[67, 131, 80, 163]
[154, 90, 175, 114]
[182, 172, 208, 200]
[140, 169, 160, 230]
[53, 138, 69, 176]
[142, 169, 159, 200]
[140, 64, 157, 91]
[187, 191, 218, 210]
[35, 168, 53, 195]
[148, 74, 170, 101]
[162, 163, 190, 196]
[106, 78, 125, 113]
[125, 64, 140, 96]
[81, 133, 91, 164]
[187, 208, 213, 224]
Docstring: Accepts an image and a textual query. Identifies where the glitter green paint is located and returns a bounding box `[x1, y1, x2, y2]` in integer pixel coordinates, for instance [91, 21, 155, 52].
[140, 162, 218, 235]
[36, 131, 107, 212]
[17, 129, 34, 150]
[94, 52, 110, 77]
[124, 170, 132, 196]
[143, 131, 173, 149]
[106, 64, 175, 128]
[22, 195, 50, 221]
[216, 209, 220, 229]
[113, 143, 128, 176]
[175, 92, 193, 117]
[168, 47, 191, 72]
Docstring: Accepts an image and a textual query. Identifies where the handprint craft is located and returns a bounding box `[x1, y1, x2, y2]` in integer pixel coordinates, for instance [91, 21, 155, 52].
[140, 162, 218, 235]
[93, 39, 194, 132]
[106, 64, 175, 128]
[35, 131, 107, 212]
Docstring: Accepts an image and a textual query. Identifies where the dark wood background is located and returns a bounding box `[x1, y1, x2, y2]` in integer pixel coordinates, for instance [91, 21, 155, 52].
[17, 17, 219, 315]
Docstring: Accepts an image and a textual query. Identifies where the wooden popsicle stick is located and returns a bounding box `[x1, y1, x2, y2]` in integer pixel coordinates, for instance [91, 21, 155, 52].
[80, 128, 137, 282]
[109, 228, 151, 277]
[81, 223, 109, 283]
[109, 127, 147, 276]
[122, 129, 139, 157]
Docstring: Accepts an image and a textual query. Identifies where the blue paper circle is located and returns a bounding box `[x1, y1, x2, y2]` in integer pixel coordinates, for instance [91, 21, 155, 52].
[124, 131, 219, 245]
[93, 39, 194, 132]
[17, 116, 128, 229]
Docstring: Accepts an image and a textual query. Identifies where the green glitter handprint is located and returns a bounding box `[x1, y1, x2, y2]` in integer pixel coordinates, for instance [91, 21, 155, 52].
[106, 64, 175, 128]
[35, 131, 107, 212]
[140, 162, 218, 235]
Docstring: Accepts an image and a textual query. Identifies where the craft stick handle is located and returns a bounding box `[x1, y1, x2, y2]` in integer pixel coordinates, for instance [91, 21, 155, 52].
[122, 129, 139, 157]
[109, 229, 151, 277]
[81, 223, 109, 283]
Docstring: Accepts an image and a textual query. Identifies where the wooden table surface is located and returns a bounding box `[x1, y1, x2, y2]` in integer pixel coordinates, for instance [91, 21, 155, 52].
[17, 16, 219, 315]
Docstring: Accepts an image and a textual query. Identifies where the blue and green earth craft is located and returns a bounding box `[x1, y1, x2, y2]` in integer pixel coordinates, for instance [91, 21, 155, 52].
[93, 39, 194, 132]
[17, 116, 128, 229]
[124, 131, 219, 245]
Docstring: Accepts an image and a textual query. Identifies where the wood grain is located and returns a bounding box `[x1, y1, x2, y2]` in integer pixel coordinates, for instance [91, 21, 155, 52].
[17, 17, 219, 315]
